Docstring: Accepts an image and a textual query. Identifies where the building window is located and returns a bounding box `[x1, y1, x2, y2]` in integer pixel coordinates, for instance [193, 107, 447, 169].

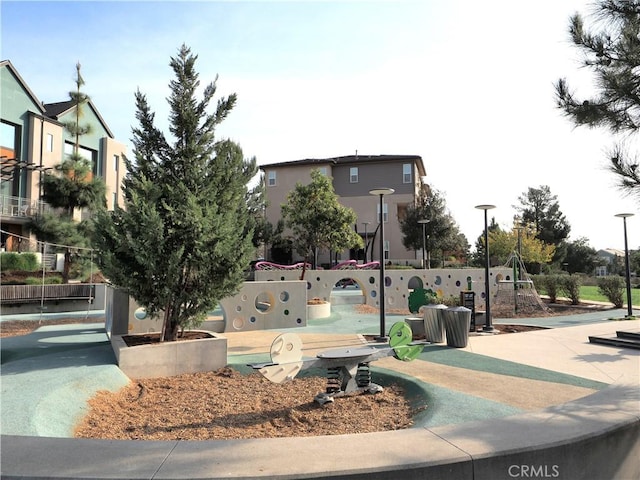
[350, 167, 358, 183]
[403, 163, 412, 184]
[64, 142, 97, 174]
[318, 167, 327, 176]
[46, 134, 54, 152]
[267, 170, 276, 186]
[0, 121, 21, 197]
[113, 155, 119, 172]
[377, 202, 389, 223]
[384, 240, 390, 260]
[112, 192, 118, 208]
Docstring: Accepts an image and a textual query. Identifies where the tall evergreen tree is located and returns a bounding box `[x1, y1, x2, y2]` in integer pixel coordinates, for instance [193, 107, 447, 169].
[93, 45, 256, 342]
[514, 186, 571, 246]
[31, 62, 106, 282]
[555, 0, 640, 201]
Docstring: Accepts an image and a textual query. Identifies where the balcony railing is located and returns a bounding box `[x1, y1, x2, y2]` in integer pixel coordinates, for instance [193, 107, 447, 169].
[0, 195, 52, 218]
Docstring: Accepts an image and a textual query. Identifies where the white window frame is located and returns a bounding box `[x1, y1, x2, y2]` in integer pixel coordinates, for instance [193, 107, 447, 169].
[46, 133, 54, 153]
[318, 166, 327, 176]
[113, 154, 119, 172]
[377, 202, 389, 223]
[403, 163, 412, 184]
[267, 170, 276, 186]
[384, 240, 390, 260]
[350, 167, 358, 183]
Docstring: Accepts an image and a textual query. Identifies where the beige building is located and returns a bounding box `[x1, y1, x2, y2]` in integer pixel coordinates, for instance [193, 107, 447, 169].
[260, 154, 427, 267]
[0, 60, 126, 251]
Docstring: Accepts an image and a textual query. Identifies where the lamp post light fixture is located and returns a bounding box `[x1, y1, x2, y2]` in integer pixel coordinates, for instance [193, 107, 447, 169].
[615, 213, 635, 318]
[362, 221, 370, 263]
[418, 219, 429, 269]
[475, 204, 496, 332]
[369, 187, 394, 341]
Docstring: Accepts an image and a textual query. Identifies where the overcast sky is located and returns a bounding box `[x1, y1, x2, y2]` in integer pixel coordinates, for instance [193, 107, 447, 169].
[2, 0, 638, 251]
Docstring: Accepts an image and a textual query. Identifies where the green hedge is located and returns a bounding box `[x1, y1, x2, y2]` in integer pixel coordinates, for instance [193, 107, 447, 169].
[0, 252, 40, 272]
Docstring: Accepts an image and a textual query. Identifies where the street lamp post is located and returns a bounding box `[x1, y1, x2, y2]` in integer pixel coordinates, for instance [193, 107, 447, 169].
[362, 222, 370, 263]
[418, 219, 429, 269]
[370, 188, 394, 341]
[615, 213, 635, 318]
[475, 204, 496, 332]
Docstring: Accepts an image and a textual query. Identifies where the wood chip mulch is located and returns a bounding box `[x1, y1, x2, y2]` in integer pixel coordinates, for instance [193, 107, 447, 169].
[74, 368, 417, 441]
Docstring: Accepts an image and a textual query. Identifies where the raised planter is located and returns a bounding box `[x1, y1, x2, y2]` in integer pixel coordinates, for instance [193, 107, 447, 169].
[110, 331, 227, 379]
[307, 300, 331, 319]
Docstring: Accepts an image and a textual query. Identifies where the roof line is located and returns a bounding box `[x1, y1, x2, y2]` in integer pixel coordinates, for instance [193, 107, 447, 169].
[0, 60, 46, 115]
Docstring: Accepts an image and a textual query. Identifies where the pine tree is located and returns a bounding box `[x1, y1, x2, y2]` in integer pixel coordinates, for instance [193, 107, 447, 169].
[555, 0, 640, 201]
[31, 63, 106, 282]
[93, 45, 256, 342]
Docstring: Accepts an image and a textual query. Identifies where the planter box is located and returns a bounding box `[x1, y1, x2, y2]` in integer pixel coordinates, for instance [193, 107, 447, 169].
[307, 301, 331, 319]
[110, 331, 227, 379]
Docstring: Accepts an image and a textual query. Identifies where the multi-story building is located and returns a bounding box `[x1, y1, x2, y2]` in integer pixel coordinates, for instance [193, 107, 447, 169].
[0, 60, 126, 251]
[260, 154, 427, 266]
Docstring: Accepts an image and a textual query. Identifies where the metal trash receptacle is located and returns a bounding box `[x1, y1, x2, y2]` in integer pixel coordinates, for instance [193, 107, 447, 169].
[422, 304, 448, 343]
[443, 306, 472, 348]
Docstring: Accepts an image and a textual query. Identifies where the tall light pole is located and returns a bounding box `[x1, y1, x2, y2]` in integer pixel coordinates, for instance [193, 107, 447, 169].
[370, 188, 394, 341]
[418, 219, 429, 269]
[475, 204, 496, 332]
[362, 221, 370, 263]
[615, 213, 635, 318]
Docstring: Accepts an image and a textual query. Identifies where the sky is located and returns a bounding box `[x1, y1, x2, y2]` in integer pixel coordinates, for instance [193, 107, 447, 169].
[1, 0, 638, 252]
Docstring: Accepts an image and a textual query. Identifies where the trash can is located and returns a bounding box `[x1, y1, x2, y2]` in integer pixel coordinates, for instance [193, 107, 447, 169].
[443, 306, 472, 348]
[422, 304, 448, 343]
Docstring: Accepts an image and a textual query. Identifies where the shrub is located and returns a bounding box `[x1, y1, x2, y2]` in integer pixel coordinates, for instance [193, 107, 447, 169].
[560, 275, 582, 305]
[408, 288, 438, 313]
[19, 253, 39, 271]
[532, 274, 563, 303]
[0, 252, 21, 271]
[597, 276, 625, 308]
[0, 252, 39, 272]
[24, 275, 63, 285]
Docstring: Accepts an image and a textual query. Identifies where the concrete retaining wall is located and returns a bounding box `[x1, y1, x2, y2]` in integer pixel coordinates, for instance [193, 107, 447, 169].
[1, 384, 637, 479]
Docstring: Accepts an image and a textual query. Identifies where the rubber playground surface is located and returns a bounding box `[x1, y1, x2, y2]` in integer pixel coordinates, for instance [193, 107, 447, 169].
[1, 302, 639, 438]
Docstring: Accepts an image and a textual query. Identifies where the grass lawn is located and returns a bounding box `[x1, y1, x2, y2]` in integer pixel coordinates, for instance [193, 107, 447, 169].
[580, 285, 640, 306]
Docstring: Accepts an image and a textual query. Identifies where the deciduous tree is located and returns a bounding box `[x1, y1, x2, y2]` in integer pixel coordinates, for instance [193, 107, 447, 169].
[399, 188, 468, 267]
[281, 169, 362, 277]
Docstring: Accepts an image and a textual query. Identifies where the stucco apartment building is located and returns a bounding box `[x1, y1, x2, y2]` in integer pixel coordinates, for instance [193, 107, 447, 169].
[0, 60, 126, 251]
[260, 154, 427, 266]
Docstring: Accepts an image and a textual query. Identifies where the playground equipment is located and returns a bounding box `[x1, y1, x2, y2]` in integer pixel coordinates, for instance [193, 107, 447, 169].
[494, 252, 549, 316]
[250, 321, 425, 405]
